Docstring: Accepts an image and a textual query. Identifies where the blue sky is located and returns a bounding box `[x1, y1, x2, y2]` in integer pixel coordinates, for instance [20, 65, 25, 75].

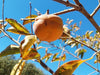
[0, 0, 100, 75]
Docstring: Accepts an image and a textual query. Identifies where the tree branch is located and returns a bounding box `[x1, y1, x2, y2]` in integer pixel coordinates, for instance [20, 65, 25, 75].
[64, 50, 100, 72]
[90, 4, 100, 17]
[53, 0, 100, 36]
[53, 8, 77, 15]
[63, 32, 97, 52]
[44, 42, 100, 72]
[39, 60, 54, 74]
[2, 0, 5, 30]
[53, 0, 80, 9]
[74, 0, 82, 6]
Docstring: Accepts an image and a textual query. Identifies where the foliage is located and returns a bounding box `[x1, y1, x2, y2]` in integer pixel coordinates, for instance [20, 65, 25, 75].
[0, 56, 45, 75]
[0, 0, 100, 75]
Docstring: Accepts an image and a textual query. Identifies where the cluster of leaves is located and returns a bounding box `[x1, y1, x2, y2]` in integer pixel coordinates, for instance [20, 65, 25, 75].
[0, 14, 99, 75]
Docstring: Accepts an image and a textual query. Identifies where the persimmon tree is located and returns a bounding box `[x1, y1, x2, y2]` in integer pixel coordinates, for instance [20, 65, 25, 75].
[0, 0, 100, 75]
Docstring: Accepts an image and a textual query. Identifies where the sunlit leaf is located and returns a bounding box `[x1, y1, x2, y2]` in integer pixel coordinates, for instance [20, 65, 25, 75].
[0, 45, 20, 57]
[89, 31, 93, 35]
[85, 31, 89, 39]
[22, 48, 40, 60]
[54, 58, 92, 75]
[42, 53, 52, 60]
[71, 43, 76, 48]
[7, 27, 30, 35]
[68, 19, 73, 24]
[61, 54, 66, 61]
[81, 40, 86, 47]
[52, 58, 60, 62]
[23, 15, 37, 25]
[36, 46, 43, 50]
[20, 35, 37, 59]
[94, 52, 100, 63]
[75, 48, 87, 58]
[53, 53, 59, 59]
[10, 59, 25, 75]
[52, 54, 66, 62]
[5, 18, 30, 35]
[45, 57, 50, 63]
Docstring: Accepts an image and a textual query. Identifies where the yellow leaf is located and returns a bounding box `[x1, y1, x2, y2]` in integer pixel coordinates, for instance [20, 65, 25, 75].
[20, 35, 37, 58]
[54, 58, 92, 75]
[7, 27, 30, 35]
[42, 53, 52, 60]
[5, 18, 30, 35]
[10, 59, 25, 75]
[94, 52, 100, 63]
[23, 15, 37, 25]
[22, 48, 40, 60]
[61, 54, 66, 61]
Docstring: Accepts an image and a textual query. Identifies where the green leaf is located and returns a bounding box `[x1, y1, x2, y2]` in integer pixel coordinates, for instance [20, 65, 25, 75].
[0, 45, 20, 57]
[23, 15, 37, 25]
[5, 18, 30, 35]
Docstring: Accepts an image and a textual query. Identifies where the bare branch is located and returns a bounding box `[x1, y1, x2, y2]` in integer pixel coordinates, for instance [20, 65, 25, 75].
[39, 60, 54, 74]
[53, 0, 100, 35]
[29, 2, 33, 34]
[53, 8, 77, 15]
[2, 0, 5, 29]
[20, 18, 35, 21]
[74, 0, 82, 6]
[90, 4, 100, 17]
[1, 29, 20, 45]
[53, 0, 80, 9]
[0, 35, 6, 38]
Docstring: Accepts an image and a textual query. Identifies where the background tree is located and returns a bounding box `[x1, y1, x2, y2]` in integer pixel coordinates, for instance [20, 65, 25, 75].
[0, 56, 45, 75]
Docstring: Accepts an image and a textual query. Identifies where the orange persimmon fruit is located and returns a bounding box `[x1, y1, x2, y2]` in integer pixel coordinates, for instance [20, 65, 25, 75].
[33, 14, 63, 42]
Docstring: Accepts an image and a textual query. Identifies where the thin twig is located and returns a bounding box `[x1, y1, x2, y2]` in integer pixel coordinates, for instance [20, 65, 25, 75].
[0, 35, 6, 38]
[1, 29, 20, 45]
[90, 4, 100, 17]
[44, 42, 100, 72]
[64, 50, 100, 72]
[53, 0, 79, 9]
[2, 0, 5, 30]
[74, 0, 82, 6]
[20, 18, 35, 21]
[53, 8, 77, 15]
[54, 0, 100, 34]
[88, 71, 97, 75]
[17, 35, 21, 42]
[58, 47, 65, 68]
[33, 59, 54, 74]
[21, 8, 76, 21]
[29, 2, 33, 34]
